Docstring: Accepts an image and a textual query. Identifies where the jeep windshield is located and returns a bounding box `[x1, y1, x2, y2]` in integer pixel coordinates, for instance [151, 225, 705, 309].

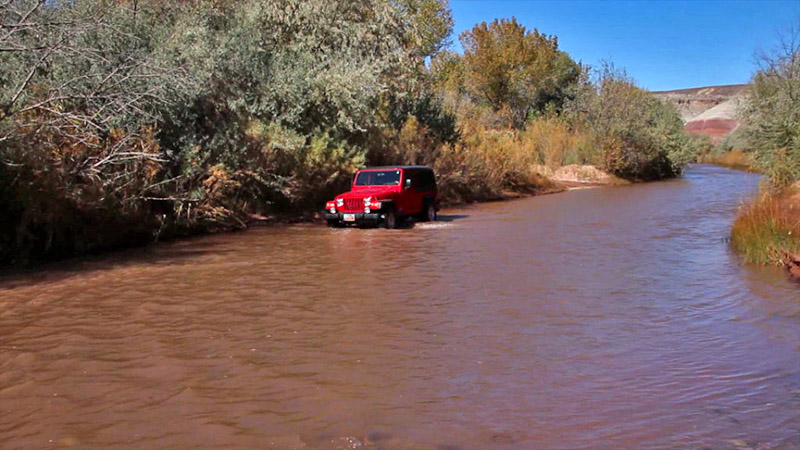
[354, 170, 401, 186]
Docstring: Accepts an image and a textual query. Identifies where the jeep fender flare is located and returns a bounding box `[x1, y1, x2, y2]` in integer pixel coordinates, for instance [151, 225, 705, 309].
[379, 199, 396, 211]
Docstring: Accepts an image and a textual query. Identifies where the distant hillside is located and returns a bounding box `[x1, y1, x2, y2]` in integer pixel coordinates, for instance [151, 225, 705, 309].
[653, 84, 748, 141]
[655, 84, 747, 97]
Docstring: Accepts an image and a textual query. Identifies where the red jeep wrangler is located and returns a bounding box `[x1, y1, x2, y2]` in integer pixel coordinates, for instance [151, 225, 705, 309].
[324, 166, 439, 228]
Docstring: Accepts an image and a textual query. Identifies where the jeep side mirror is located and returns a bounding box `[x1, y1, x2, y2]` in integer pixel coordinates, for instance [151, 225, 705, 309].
[404, 178, 412, 189]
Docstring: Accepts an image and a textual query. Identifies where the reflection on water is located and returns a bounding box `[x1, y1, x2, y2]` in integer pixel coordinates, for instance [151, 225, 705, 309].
[1, 165, 799, 449]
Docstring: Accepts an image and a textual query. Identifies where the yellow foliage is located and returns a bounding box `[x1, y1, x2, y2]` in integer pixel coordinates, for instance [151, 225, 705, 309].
[519, 118, 596, 168]
[433, 114, 559, 202]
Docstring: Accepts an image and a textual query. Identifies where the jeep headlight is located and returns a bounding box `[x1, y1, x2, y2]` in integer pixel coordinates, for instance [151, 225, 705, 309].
[363, 197, 372, 205]
[336, 198, 344, 207]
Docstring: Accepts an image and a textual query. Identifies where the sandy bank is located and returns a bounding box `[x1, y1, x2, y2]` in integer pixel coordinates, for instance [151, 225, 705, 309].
[535, 164, 628, 188]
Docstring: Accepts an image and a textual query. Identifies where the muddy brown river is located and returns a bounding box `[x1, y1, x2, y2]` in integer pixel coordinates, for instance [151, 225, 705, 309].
[1, 164, 799, 449]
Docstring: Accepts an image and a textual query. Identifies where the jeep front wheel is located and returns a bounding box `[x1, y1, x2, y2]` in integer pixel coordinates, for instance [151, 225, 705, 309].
[384, 210, 398, 229]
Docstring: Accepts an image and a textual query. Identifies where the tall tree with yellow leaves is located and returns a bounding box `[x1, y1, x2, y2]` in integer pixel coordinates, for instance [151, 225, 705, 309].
[460, 17, 579, 127]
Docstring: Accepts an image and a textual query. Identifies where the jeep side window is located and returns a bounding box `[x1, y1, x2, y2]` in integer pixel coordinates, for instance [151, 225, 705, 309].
[417, 170, 434, 191]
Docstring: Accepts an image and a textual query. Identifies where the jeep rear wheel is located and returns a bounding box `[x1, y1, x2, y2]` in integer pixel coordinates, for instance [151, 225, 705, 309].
[384, 210, 398, 229]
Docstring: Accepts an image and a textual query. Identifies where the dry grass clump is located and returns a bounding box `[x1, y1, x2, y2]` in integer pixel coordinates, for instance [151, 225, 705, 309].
[519, 118, 598, 168]
[432, 114, 559, 203]
[731, 188, 800, 264]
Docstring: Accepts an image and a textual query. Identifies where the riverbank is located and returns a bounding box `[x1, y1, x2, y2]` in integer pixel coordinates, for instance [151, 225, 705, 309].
[0, 163, 621, 267]
[700, 150, 757, 172]
[730, 184, 800, 270]
[702, 155, 800, 280]
[535, 164, 629, 188]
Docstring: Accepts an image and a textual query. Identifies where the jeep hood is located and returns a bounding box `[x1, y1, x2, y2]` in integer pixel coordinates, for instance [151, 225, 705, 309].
[337, 186, 398, 199]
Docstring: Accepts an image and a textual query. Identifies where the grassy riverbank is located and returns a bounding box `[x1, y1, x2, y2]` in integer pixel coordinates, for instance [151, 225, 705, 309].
[725, 25, 800, 272]
[731, 188, 800, 265]
[700, 150, 757, 172]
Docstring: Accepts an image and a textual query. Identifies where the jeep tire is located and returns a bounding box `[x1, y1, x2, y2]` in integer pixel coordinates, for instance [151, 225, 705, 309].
[384, 209, 398, 229]
[421, 202, 437, 222]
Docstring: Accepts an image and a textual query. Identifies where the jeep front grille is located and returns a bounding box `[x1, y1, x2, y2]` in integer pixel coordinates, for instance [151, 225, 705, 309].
[343, 198, 364, 212]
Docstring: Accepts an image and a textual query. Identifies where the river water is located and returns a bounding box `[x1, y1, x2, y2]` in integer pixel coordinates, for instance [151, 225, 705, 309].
[1, 164, 798, 449]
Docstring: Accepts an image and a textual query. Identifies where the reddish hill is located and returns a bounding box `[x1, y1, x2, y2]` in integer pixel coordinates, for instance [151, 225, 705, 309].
[653, 84, 748, 141]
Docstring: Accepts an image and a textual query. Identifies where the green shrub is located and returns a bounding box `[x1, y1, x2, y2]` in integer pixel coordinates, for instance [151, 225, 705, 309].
[742, 40, 800, 187]
[564, 65, 698, 180]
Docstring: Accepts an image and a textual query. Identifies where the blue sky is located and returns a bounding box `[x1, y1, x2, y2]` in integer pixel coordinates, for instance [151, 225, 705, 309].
[448, 0, 799, 91]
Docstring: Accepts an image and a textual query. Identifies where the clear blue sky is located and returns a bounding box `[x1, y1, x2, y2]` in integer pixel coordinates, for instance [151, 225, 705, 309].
[448, 0, 799, 91]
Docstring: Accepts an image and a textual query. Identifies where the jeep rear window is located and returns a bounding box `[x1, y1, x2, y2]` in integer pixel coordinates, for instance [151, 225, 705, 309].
[354, 170, 401, 186]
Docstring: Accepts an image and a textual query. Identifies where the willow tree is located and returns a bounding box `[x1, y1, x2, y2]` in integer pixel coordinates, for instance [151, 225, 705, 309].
[459, 17, 580, 127]
[743, 28, 800, 187]
[565, 64, 696, 180]
[390, 0, 453, 59]
[0, 0, 191, 262]
[0, 0, 446, 263]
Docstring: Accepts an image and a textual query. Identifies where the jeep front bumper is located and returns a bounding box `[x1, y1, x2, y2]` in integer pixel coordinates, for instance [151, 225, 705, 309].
[324, 212, 384, 224]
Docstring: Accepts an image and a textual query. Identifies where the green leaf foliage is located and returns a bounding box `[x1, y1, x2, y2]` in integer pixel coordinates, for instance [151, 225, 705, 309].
[741, 39, 800, 188]
[459, 17, 580, 127]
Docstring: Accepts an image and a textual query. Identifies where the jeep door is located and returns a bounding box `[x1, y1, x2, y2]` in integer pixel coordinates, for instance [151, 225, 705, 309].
[400, 169, 422, 215]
